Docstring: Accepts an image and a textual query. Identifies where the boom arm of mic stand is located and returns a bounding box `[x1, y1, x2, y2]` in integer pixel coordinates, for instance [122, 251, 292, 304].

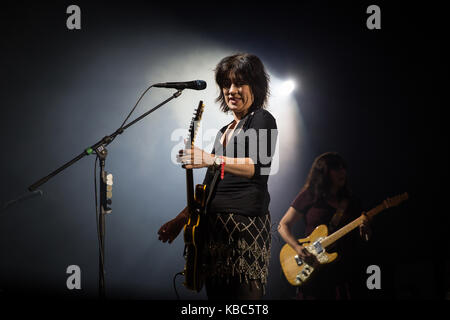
[28, 89, 184, 191]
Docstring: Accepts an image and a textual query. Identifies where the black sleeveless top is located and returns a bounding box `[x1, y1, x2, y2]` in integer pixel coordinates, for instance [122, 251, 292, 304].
[202, 108, 278, 217]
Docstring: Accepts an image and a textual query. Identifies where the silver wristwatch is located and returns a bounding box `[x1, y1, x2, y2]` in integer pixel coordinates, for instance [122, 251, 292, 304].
[213, 155, 223, 170]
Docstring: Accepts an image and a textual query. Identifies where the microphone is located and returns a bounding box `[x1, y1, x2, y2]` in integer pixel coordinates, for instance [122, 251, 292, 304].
[153, 80, 207, 90]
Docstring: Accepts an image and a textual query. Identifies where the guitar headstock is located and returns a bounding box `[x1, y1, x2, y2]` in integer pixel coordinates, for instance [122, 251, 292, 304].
[384, 192, 409, 208]
[186, 100, 205, 148]
[364, 192, 409, 220]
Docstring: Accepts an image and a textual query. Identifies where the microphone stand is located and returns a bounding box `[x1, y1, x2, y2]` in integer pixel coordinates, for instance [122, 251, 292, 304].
[1, 190, 43, 213]
[28, 89, 184, 298]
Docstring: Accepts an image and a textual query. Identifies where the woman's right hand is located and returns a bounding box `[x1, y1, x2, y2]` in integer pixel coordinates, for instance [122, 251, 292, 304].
[296, 246, 319, 267]
[158, 208, 188, 244]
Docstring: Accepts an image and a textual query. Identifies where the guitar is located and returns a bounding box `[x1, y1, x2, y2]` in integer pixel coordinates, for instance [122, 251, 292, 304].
[280, 192, 409, 287]
[182, 100, 207, 292]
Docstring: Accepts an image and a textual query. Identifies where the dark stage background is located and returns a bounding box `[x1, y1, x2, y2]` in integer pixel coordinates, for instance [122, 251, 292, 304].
[0, 1, 448, 302]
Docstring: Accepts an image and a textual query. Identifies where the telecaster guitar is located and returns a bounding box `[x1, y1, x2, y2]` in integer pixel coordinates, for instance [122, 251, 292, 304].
[280, 192, 409, 286]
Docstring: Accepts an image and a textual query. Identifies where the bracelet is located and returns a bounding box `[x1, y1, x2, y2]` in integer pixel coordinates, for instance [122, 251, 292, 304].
[220, 156, 225, 180]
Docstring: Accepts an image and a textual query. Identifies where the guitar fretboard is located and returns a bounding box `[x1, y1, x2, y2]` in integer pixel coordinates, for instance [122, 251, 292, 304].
[320, 201, 390, 249]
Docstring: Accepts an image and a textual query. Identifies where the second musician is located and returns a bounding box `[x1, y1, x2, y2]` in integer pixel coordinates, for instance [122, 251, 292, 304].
[278, 152, 371, 299]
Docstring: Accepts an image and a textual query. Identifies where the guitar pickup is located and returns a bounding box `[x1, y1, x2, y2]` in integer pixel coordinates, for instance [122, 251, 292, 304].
[294, 255, 303, 266]
[313, 241, 323, 254]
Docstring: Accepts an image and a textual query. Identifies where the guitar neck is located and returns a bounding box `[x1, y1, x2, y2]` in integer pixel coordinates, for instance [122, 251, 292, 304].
[321, 216, 363, 248]
[186, 168, 195, 211]
[321, 201, 389, 249]
[183, 100, 205, 216]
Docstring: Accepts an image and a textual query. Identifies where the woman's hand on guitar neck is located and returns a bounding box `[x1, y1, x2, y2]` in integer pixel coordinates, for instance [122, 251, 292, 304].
[177, 144, 214, 169]
[359, 213, 372, 241]
[158, 207, 189, 244]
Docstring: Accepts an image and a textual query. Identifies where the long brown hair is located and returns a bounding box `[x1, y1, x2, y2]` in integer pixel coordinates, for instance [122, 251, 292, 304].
[302, 152, 351, 203]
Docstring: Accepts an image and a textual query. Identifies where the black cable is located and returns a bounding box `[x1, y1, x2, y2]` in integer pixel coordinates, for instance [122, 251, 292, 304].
[173, 271, 184, 300]
[119, 84, 154, 130]
[100, 84, 154, 147]
[94, 155, 105, 294]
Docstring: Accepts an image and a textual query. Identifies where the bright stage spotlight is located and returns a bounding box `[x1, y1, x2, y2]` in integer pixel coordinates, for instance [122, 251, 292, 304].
[277, 80, 296, 96]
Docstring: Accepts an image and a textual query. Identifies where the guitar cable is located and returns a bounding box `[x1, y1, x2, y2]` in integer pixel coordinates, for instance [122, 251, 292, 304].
[173, 271, 184, 300]
[94, 155, 106, 294]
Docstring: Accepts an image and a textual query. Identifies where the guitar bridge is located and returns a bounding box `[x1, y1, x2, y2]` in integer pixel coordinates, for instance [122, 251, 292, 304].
[294, 255, 303, 266]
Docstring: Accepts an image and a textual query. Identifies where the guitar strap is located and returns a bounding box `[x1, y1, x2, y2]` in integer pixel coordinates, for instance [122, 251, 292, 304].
[328, 203, 346, 233]
[203, 169, 220, 215]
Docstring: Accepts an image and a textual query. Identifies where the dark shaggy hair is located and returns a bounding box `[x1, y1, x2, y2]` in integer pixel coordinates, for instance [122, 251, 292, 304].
[302, 152, 352, 203]
[214, 53, 270, 113]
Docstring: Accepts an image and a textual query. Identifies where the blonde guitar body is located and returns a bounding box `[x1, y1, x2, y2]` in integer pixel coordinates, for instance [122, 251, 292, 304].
[280, 225, 337, 286]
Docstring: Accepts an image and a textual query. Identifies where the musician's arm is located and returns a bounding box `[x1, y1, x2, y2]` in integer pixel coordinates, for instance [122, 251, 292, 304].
[176, 206, 189, 222]
[278, 206, 305, 254]
[158, 206, 189, 244]
[179, 147, 255, 179]
[179, 111, 276, 179]
[209, 154, 255, 179]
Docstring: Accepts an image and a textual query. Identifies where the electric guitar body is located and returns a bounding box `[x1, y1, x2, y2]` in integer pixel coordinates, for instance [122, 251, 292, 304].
[183, 183, 207, 291]
[280, 224, 338, 286]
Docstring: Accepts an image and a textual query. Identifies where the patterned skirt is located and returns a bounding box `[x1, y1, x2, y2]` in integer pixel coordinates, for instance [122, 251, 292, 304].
[204, 212, 272, 292]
